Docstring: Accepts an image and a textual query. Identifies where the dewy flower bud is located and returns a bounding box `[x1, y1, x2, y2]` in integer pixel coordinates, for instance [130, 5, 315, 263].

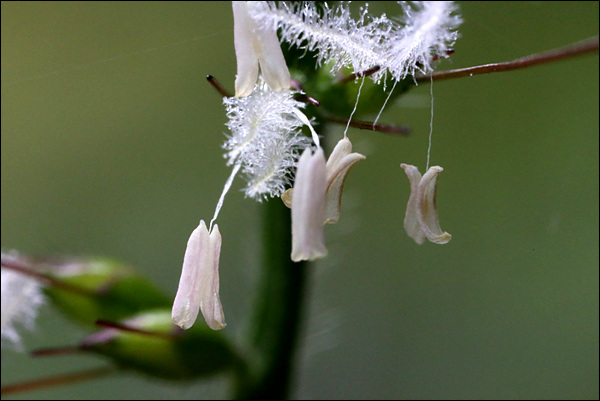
[401, 164, 452, 245]
[232, 1, 291, 97]
[172, 221, 225, 330]
[291, 147, 328, 262]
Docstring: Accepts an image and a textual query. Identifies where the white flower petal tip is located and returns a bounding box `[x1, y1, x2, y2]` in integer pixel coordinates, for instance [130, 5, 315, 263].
[172, 221, 226, 330]
[291, 147, 328, 262]
[401, 164, 452, 245]
[324, 137, 365, 224]
[233, 1, 290, 97]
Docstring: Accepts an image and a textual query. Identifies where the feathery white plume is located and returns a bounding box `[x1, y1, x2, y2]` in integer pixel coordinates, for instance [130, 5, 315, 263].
[387, 2, 462, 79]
[223, 80, 312, 200]
[248, 1, 461, 84]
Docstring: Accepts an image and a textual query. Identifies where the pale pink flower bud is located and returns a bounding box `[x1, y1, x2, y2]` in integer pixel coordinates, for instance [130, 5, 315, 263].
[172, 221, 226, 330]
[401, 164, 452, 245]
[291, 147, 328, 262]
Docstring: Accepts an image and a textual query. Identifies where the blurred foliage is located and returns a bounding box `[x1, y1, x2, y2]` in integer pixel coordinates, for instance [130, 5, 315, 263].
[41, 258, 171, 327]
[82, 310, 237, 381]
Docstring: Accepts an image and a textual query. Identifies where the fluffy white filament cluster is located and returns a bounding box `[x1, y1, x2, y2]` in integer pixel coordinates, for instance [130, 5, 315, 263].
[223, 80, 312, 200]
[1, 254, 45, 350]
[248, 1, 462, 85]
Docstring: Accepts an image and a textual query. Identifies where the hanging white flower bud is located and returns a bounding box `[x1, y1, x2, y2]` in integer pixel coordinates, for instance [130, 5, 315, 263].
[401, 164, 452, 245]
[283, 137, 365, 224]
[324, 137, 366, 224]
[291, 147, 328, 262]
[172, 221, 226, 330]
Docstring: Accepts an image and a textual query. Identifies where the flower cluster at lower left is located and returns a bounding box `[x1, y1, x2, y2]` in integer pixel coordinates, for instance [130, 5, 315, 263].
[1, 252, 238, 394]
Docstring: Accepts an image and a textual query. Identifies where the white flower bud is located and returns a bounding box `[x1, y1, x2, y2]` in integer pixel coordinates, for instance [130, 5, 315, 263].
[172, 221, 226, 330]
[283, 137, 365, 226]
[291, 147, 328, 262]
[401, 164, 452, 245]
[324, 137, 366, 224]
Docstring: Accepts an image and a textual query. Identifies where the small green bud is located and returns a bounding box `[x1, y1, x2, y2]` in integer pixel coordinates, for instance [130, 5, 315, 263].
[81, 310, 237, 380]
[41, 258, 171, 327]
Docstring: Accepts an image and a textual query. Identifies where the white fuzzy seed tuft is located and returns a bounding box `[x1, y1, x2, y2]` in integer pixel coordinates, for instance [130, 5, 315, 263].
[223, 81, 312, 200]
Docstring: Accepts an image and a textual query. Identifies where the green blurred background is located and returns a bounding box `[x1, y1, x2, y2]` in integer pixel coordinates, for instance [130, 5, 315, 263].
[1, 2, 598, 399]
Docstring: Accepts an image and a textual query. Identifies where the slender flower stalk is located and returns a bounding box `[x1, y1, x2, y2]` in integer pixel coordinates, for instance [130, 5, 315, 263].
[233, 200, 306, 399]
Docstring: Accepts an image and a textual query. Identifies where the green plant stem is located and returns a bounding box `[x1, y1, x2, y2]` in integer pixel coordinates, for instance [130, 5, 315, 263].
[232, 200, 308, 400]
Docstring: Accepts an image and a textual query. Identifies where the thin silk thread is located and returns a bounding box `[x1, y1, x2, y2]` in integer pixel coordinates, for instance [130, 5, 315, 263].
[344, 76, 366, 138]
[210, 162, 242, 230]
[373, 80, 399, 130]
[426, 75, 434, 170]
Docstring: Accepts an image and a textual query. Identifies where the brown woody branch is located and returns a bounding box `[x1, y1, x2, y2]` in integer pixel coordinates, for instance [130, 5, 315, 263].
[416, 36, 599, 83]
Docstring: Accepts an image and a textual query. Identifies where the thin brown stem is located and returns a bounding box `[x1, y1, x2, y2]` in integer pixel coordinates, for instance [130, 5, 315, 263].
[417, 36, 599, 83]
[31, 346, 83, 358]
[1, 258, 95, 297]
[0, 367, 115, 396]
[320, 109, 410, 135]
[94, 319, 178, 340]
[336, 65, 381, 85]
[207, 74, 233, 98]
[294, 93, 320, 107]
